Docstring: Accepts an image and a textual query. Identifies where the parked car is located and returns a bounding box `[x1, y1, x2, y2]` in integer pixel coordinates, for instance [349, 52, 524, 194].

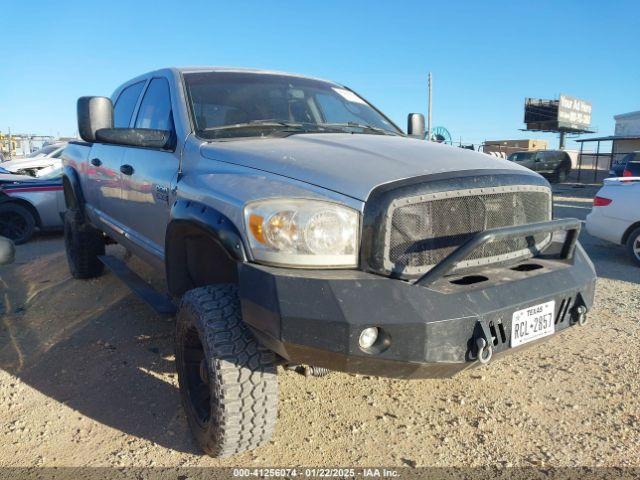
[0, 167, 65, 244]
[63, 67, 595, 458]
[24, 142, 66, 159]
[1, 142, 67, 177]
[508, 150, 572, 183]
[609, 151, 639, 177]
[586, 177, 640, 266]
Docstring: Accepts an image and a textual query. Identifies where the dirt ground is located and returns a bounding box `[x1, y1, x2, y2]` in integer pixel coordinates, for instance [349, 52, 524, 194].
[0, 184, 638, 469]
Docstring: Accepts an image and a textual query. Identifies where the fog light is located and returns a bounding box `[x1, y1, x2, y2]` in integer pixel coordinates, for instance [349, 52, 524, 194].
[359, 327, 379, 349]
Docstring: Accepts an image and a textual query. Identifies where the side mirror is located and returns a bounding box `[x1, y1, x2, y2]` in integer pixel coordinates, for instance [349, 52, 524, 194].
[407, 113, 425, 139]
[95, 128, 174, 150]
[78, 96, 114, 143]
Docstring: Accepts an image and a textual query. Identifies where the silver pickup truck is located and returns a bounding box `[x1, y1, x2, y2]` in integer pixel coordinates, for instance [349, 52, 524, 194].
[63, 67, 596, 458]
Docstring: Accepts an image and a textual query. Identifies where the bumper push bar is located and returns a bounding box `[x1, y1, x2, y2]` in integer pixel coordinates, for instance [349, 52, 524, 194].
[238, 217, 594, 378]
[415, 218, 582, 288]
[413, 218, 583, 365]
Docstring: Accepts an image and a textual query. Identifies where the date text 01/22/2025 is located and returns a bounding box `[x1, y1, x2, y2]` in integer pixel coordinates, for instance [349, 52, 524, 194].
[232, 468, 400, 477]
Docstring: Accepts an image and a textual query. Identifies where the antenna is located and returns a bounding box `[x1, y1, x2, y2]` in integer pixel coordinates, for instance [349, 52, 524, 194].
[427, 72, 433, 142]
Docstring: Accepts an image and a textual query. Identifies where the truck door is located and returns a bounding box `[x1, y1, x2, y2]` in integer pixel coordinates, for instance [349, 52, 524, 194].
[532, 151, 547, 173]
[120, 77, 178, 259]
[84, 81, 145, 231]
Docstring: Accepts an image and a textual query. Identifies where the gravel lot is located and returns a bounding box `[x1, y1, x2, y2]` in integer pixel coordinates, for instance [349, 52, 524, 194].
[0, 184, 638, 469]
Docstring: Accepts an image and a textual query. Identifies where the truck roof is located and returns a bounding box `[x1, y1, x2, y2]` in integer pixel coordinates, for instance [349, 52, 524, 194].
[168, 67, 338, 85]
[112, 67, 342, 99]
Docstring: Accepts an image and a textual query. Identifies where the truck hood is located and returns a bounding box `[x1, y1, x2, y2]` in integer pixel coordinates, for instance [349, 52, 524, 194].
[200, 134, 533, 201]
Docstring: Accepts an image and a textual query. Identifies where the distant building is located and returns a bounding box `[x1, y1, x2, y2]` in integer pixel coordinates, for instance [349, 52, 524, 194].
[483, 139, 548, 155]
[613, 111, 640, 156]
[0, 133, 55, 158]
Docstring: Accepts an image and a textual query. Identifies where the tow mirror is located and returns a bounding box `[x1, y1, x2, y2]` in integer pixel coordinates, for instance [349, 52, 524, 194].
[77, 96, 114, 143]
[407, 113, 425, 139]
[95, 128, 175, 150]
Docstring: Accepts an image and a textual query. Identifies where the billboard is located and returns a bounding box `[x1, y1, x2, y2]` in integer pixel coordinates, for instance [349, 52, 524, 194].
[524, 95, 592, 133]
[557, 94, 592, 130]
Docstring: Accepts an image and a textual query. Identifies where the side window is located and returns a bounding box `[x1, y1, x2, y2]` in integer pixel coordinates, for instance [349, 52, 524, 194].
[135, 78, 173, 131]
[113, 81, 145, 128]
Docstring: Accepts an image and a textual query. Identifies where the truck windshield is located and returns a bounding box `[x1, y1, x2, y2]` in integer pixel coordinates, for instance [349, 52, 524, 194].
[509, 152, 535, 162]
[183, 72, 402, 139]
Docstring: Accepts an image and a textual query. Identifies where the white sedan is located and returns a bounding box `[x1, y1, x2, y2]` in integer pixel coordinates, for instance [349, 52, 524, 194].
[0, 142, 66, 177]
[586, 177, 640, 266]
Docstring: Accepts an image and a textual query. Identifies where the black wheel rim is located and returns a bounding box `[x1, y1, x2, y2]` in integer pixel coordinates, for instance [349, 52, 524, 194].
[181, 327, 211, 427]
[0, 211, 28, 241]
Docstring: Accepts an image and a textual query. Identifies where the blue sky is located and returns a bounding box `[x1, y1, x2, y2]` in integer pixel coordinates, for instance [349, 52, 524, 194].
[2, 0, 638, 151]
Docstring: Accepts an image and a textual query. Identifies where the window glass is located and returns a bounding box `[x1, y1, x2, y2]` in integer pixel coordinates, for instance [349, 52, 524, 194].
[509, 152, 534, 162]
[25, 144, 59, 158]
[314, 92, 386, 127]
[135, 78, 173, 131]
[184, 72, 400, 139]
[113, 81, 145, 128]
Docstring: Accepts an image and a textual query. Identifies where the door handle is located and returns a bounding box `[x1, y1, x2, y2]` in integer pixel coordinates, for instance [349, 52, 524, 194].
[90, 158, 102, 167]
[120, 164, 134, 175]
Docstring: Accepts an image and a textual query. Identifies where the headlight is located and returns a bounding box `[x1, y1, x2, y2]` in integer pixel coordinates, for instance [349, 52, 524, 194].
[244, 199, 359, 267]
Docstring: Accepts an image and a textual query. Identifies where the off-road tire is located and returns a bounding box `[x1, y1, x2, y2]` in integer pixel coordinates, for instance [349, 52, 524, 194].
[175, 284, 278, 458]
[625, 227, 640, 267]
[0, 203, 36, 244]
[64, 209, 105, 278]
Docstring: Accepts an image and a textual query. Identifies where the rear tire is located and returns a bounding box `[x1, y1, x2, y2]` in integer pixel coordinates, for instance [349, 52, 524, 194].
[175, 284, 278, 458]
[0, 203, 36, 244]
[64, 209, 105, 278]
[625, 227, 640, 267]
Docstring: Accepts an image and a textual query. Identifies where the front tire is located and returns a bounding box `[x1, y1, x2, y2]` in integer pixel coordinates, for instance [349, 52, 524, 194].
[175, 284, 278, 458]
[626, 227, 640, 267]
[0, 203, 36, 244]
[64, 209, 105, 278]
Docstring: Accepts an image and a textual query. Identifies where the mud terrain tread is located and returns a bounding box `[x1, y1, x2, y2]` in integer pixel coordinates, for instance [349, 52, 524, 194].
[64, 209, 105, 279]
[177, 284, 278, 457]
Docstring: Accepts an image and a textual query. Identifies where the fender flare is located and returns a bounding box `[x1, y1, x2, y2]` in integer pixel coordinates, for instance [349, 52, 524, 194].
[165, 199, 248, 295]
[62, 166, 85, 212]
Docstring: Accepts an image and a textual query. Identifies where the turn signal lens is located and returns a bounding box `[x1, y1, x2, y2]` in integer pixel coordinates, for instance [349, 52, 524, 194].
[593, 196, 613, 207]
[248, 214, 266, 244]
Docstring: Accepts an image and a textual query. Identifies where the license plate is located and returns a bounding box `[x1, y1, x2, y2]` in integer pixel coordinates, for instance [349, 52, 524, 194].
[510, 300, 555, 347]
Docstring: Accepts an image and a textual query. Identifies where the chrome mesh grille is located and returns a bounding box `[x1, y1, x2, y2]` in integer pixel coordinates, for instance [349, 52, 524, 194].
[385, 186, 552, 275]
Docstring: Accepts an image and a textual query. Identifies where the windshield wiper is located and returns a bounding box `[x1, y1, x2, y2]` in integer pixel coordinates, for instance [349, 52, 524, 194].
[320, 122, 399, 136]
[202, 120, 306, 132]
[201, 120, 398, 138]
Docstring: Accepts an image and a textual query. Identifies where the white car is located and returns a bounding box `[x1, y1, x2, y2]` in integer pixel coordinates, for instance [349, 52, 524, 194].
[0, 142, 66, 177]
[586, 177, 640, 266]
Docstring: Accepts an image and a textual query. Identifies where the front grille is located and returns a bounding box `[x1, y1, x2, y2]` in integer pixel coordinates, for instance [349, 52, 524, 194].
[384, 185, 552, 276]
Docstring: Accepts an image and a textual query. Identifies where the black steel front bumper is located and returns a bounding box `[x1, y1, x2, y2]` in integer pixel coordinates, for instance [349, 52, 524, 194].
[238, 220, 597, 379]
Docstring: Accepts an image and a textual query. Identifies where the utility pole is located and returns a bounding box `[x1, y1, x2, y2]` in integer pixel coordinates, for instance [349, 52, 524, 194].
[427, 72, 433, 142]
[559, 131, 566, 150]
[7, 127, 11, 160]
